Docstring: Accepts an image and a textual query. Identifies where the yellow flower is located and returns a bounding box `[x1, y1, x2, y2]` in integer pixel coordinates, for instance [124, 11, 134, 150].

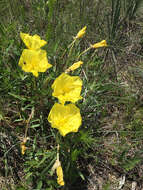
[48, 103, 82, 136]
[18, 49, 52, 77]
[56, 165, 65, 186]
[65, 61, 83, 73]
[52, 73, 82, 104]
[75, 26, 86, 39]
[20, 32, 47, 50]
[91, 40, 107, 48]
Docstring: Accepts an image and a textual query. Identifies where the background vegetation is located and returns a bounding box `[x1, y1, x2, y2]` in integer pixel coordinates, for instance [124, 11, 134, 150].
[1, 0, 143, 189]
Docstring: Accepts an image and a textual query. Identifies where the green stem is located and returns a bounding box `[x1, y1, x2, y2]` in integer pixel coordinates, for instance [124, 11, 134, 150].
[77, 46, 92, 59]
[67, 38, 76, 58]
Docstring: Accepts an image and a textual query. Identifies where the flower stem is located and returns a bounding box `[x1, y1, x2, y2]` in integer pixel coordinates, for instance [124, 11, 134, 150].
[77, 46, 92, 59]
[67, 38, 76, 58]
[24, 108, 34, 139]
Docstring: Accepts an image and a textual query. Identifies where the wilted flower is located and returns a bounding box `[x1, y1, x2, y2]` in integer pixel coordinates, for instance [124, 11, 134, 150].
[65, 61, 83, 73]
[51, 145, 65, 186]
[75, 26, 86, 39]
[20, 137, 28, 155]
[18, 49, 52, 77]
[48, 103, 82, 136]
[56, 165, 65, 186]
[91, 40, 107, 48]
[52, 73, 82, 105]
[20, 142, 27, 155]
[20, 32, 47, 50]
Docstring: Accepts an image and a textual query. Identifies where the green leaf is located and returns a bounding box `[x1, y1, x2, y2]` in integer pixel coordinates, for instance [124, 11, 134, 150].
[8, 92, 26, 101]
[36, 180, 43, 189]
[25, 172, 33, 180]
[78, 171, 85, 180]
[123, 157, 141, 171]
[71, 149, 81, 161]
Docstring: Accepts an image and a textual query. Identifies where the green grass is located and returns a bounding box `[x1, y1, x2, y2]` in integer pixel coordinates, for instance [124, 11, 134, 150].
[1, 0, 143, 189]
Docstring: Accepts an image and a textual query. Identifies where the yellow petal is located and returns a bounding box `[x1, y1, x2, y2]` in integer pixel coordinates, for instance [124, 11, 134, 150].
[52, 73, 82, 104]
[56, 165, 65, 186]
[65, 61, 83, 73]
[75, 26, 86, 39]
[18, 49, 52, 77]
[92, 40, 107, 48]
[48, 103, 82, 136]
[20, 32, 47, 50]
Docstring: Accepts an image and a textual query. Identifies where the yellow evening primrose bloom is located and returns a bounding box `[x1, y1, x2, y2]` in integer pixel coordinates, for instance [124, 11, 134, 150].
[18, 49, 52, 77]
[75, 26, 87, 39]
[56, 165, 65, 186]
[20, 32, 47, 50]
[48, 103, 82, 136]
[65, 61, 83, 73]
[91, 40, 107, 48]
[52, 73, 82, 105]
